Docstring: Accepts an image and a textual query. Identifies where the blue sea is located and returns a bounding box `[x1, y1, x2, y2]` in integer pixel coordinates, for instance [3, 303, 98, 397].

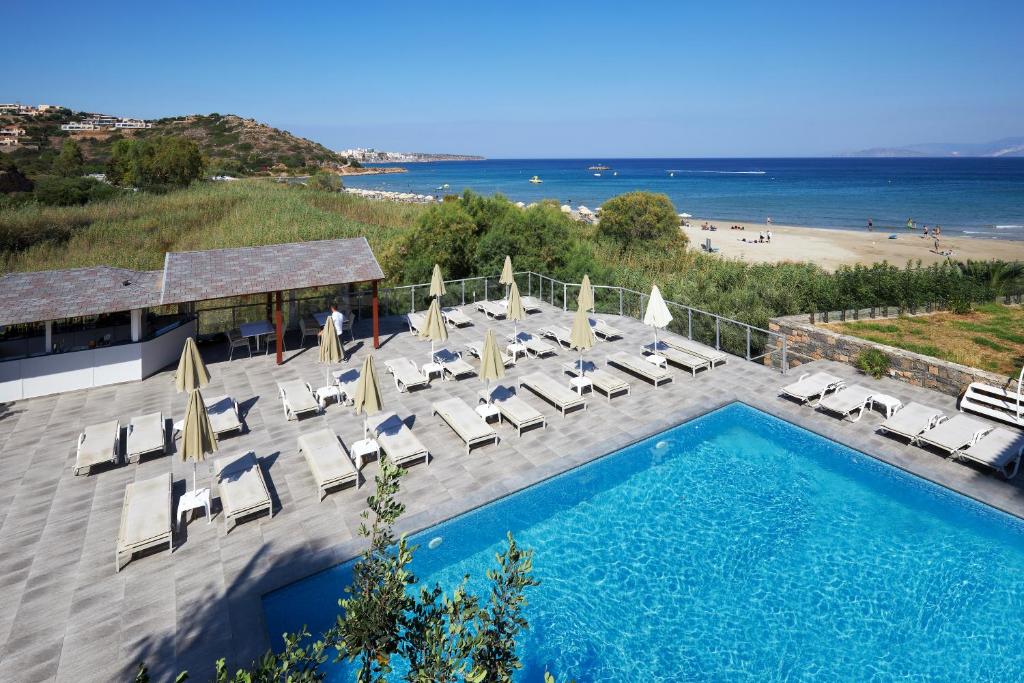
[263, 403, 1024, 681]
[343, 157, 1024, 240]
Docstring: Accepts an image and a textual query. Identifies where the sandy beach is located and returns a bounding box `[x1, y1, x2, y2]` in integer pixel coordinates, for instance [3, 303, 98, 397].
[682, 219, 1024, 270]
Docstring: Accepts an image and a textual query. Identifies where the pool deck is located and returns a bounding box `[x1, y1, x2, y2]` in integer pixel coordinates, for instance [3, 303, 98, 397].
[0, 302, 1021, 681]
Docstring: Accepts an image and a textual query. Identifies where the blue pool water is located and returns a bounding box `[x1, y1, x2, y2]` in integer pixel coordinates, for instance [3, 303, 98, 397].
[342, 157, 1024, 239]
[262, 403, 1024, 681]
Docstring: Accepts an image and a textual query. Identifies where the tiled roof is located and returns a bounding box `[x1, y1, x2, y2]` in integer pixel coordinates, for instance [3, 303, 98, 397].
[0, 267, 163, 326]
[160, 237, 385, 305]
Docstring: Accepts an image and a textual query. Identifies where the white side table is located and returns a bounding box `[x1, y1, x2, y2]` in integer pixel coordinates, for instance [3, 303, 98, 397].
[351, 438, 379, 469]
[177, 487, 211, 529]
[507, 343, 527, 361]
[645, 354, 668, 369]
[315, 385, 340, 409]
[476, 403, 500, 423]
[871, 393, 903, 418]
[422, 361, 444, 381]
[569, 376, 593, 395]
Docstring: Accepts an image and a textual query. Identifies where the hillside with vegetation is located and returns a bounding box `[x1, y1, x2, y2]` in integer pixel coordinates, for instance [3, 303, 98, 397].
[0, 111, 370, 177]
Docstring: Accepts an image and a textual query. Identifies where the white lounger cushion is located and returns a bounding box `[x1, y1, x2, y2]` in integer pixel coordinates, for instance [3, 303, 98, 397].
[75, 420, 120, 475]
[957, 428, 1024, 478]
[127, 412, 166, 460]
[480, 386, 547, 435]
[467, 341, 515, 366]
[407, 311, 427, 333]
[433, 397, 498, 453]
[589, 318, 623, 340]
[565, 360, 629, 399]
[279, 380, 320, 419]
[520, 296, 543, 312]
[540, 326, 573, 348]
[434, 349, 476, 379]
[371, 412, 430, 466]
[511, 332, 557, 357]
[298, 428, 359, 499]
[385, 358, 430, 391]
[476, 300, 507, 318]
[781, 372, 844, 404]
[817, 385, 874, 420]
[216, 452, 273, 532]
[880, 402, 945, 442]
[608, 352, 673, 386]
[441, 307, 473, 327]
[116, 472, 172, 571]
[644, 342, 710, 375]
[519, 372, 586, 415]
[917, 414, 992, 453]
[661, 335, 728, 365]
[206, 395, 243, 435]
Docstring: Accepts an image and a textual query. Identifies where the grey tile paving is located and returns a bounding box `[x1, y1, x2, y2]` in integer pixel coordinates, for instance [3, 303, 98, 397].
[0, 301, 1022, 682]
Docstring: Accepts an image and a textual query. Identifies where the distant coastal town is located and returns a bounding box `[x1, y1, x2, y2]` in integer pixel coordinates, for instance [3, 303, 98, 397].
[338, 147, 485, 163]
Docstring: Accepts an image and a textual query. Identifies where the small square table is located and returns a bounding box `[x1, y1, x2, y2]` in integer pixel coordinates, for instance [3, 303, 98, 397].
[351, 438, 379, 469]
[870, 393, 903, 418]
[177, 487, 211, 529]
[569, 376, 593, 395]
[507, 342, 528, 362]
[422, 361, 444, 381]
[476, 403, 500, 423]
[645, 353, 668, 369]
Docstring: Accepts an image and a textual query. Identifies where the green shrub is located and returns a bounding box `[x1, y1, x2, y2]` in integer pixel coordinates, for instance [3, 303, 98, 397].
[307, 171, 342, 192]
[856, 348, 890, 379]
[33, 176, 118, 207]
[598, 191, 682, 244]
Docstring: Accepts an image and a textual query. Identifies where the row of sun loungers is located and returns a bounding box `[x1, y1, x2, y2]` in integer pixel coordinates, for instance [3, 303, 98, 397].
[519, 372, 587, 417]
[783, 372, 1024, 479]
[76, 415, 172, 475]
[563, 360, 631, 401]
[433, 397, 500, 454]
[643, 342, 710, 376]
[608, 351, 674, 388]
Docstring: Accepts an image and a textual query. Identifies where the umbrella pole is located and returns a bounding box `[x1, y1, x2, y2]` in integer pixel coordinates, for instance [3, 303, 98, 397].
[192, 461, 197, 492]
[578, 351, 584, 394]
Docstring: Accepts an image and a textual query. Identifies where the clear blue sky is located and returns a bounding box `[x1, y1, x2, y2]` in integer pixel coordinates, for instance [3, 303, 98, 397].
[4, 1, 1022, 157]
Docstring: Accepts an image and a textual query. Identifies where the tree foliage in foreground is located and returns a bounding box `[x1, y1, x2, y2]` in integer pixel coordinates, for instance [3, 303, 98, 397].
[597, 191, 683, 245]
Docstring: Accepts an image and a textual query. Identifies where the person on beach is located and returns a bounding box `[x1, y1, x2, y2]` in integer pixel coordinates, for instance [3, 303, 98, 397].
[867, 217, 873, 231]
[906, 218, 915, 231]
[766, 216, 772, 226]
[766, 229, 772, 243]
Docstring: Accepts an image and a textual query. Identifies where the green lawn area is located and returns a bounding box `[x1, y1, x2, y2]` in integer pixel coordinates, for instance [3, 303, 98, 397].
[824, 303, 1024, 375]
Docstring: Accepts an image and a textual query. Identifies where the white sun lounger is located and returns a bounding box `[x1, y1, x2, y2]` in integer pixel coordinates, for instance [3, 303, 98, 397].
[298, 428, 360, 500]
[206, 395, 244, 437]
[520, 296, 543, 313]
[371, 412, 431, 467]
[384, 357, 431, 392]
[441, 306, 473, 327]
[476, 300, 507, 319]
[539, 326, 574, 349]
[917, 414, 993, 454]
[519, 372, 587, 417]
[643, 342, 710, 376]
[661, 335, 729, 367]
[879, 402, 946, 444]
[74, 420, 120, 475]
[479, 386, 547, 436]
[563, 360, 630, 401]
[466, 340, 515, 367]
[589, 318, 623, 340]
[781, 372, 845, 406]
[955, 428, 1024, 479]
[216, 452, 273, 532]
[509, 332, 557, 358]
[433, 397, 499, 454]
[278, 380, 321, 420]
[608, 352, 673, 387]
[816, 385, 875, 422]
[126, 412, 168, 463]
[116, 472, 172, 572]
[320, 368, 361, 408]
[407, 311, 427, 334]
[433, 348, 476, 380]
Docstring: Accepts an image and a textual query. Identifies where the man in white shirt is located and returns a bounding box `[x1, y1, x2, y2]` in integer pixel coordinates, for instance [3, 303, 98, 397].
[327, 303, 348, 361]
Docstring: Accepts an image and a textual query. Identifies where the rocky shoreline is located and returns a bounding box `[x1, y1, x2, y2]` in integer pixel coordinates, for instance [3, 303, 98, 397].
[342, 187, 438, 204]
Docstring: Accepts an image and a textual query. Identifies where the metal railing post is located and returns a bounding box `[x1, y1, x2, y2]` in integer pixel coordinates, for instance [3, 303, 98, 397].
[618, 288, 623, 316]
[687, 309, 692, 339]
[528, 272, 532, 297]
[563, 283, 567, 311]
[745, 327, 751, 361]
[484, 279, 488, 301]
[461, 280, 465, 305]
[410, 286, 415, 313]
[715, 317, 721, 349]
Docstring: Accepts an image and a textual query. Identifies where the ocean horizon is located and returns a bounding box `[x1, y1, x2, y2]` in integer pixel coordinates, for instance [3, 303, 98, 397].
[342, 157, 1024, 241]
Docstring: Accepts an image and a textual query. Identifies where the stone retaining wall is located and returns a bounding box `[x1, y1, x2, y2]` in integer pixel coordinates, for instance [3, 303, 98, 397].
[769, 314, 1010, 398]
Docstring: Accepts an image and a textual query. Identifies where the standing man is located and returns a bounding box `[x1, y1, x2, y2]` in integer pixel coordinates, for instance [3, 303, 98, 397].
[328, 302, 347, 362]
[867, 217, 874, 231]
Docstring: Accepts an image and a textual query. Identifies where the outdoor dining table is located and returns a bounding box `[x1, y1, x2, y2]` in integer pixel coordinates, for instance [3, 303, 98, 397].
[313, 311, 329, 326]
[239, 320, 274, 350]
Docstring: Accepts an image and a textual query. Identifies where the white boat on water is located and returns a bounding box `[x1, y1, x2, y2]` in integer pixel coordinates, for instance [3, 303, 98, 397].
[529, 175, 543, 184]
[593, 173, 601, 177]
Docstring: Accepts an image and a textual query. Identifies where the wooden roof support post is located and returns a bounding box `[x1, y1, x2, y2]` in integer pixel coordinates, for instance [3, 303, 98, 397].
[372, 280, 380, 349]
[274, 290, 284, 365]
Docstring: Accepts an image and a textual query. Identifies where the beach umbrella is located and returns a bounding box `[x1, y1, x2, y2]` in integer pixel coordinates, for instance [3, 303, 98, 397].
[499, 255, 514, 298]
[318, 317, 342, 385]
[181, 388, 217, 491]
[430, 263, 446, 299]
[353, 355, 383, 440]
[175, 337, 210, 393]
[578, 274, 594, 313]
[569, 304, 596, 394]
[478, 328, 505, 403]
[643, 284, 673, 348]
[419, 297, 448, 364]
[506, 280, 526, 339]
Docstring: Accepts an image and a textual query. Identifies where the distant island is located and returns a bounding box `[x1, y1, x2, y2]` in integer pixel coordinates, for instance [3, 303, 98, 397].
[338, 147, 485, 163]
[840, 136, 1024, 158]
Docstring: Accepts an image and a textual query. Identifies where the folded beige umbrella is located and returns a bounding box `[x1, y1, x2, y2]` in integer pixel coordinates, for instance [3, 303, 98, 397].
[181, 388, 218, 490]
[578, 274, 595, 312]
[569, 304, 596, 393]
[319, 317, 342, 385]
[479, 328, 505, 402]
[420, 297, 448, 364]
[506, 280, 526, 339]
[175, 337, 210, 393]
[353, 354, 383, 440]
[499, 255, 514, 298]
[430, 263, 447, 298]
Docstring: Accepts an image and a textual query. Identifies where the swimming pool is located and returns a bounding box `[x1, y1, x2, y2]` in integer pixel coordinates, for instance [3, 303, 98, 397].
[262, 403, 1024, 681]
